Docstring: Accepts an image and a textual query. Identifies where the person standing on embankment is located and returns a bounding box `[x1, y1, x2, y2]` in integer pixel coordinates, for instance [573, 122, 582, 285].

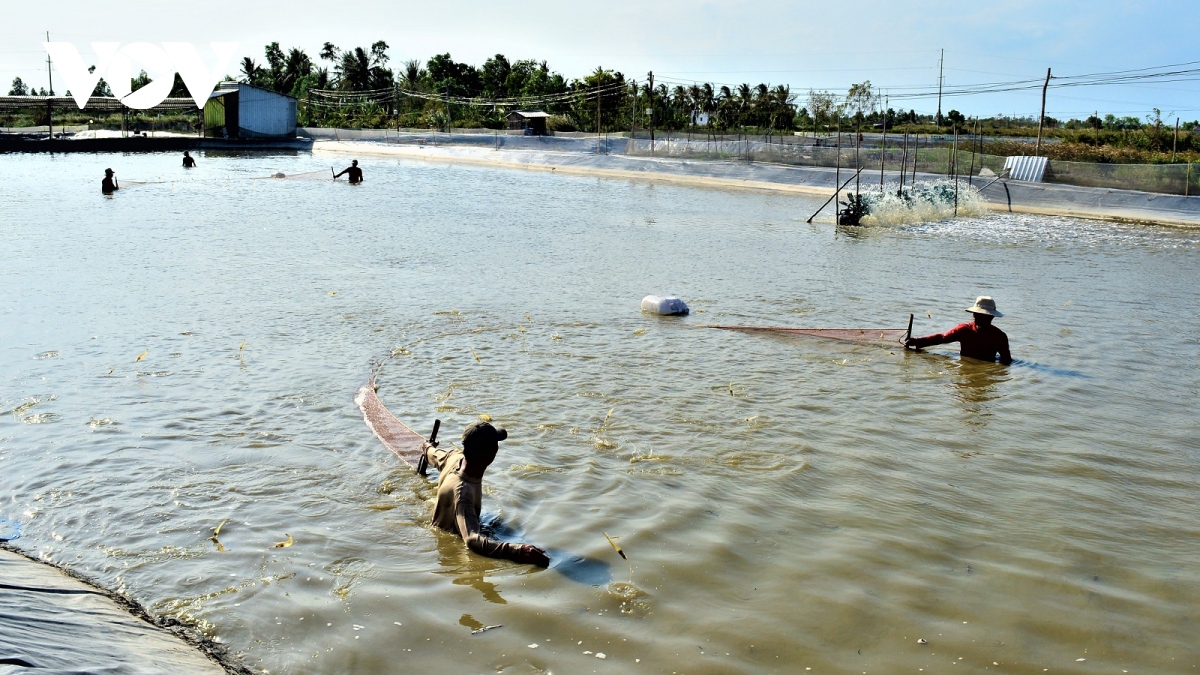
[421, 421, 550, 567]
[906, 296, 1012, 364]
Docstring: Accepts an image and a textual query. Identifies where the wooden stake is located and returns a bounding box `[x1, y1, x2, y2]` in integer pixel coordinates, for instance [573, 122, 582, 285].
[968, 117, 978, 187]
[835, 119, 842, 223]
[953, 125, 959, 216]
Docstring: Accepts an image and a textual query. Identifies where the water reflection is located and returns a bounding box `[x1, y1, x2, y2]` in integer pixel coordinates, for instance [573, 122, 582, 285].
[434, 532, 507, 605]
[950, 360, 1010, 428]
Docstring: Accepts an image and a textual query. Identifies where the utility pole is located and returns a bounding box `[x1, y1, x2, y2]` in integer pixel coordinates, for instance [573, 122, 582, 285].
[46, 31, 54, 139]
[648, 71, 655, 153]
[1035, 67, 1051, 157]
[46, 31, 54, 95]
[936, 48, 943, 132]
[597, 87, 602, 154]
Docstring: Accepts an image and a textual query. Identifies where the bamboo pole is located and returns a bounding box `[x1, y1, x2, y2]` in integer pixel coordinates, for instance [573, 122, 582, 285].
[953, 125, 959, 216]
[968, 117, 978, 187]
[835, 119, 842, 223]
[898, 129, 908, 196]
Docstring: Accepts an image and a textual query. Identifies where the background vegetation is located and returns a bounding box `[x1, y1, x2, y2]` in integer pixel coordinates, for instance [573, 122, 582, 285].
[5, 42, 1198, 163]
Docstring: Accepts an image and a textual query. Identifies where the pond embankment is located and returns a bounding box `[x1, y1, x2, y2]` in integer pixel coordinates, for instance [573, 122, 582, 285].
[315, 138, 1200, 228]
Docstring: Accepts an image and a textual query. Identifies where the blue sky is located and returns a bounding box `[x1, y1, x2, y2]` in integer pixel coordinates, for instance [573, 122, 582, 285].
[2, 0, 1197, 121]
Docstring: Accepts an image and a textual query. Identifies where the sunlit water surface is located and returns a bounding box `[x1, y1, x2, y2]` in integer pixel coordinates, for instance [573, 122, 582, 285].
[2, 151, 1199, 674]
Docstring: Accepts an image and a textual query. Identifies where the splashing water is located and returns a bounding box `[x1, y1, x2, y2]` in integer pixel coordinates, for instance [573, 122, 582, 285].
[858, 179, 987, 226]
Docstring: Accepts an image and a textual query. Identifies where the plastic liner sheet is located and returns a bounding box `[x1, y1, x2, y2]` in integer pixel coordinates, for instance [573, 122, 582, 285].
[0, 550, 226, 674]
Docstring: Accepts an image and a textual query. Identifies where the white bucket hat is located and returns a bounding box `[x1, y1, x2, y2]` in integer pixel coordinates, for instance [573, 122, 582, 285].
[965, 296, 1003, 317]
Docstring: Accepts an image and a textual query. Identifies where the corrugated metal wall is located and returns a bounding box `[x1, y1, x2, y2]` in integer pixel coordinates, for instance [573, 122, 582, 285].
[237, 85, 297, 138]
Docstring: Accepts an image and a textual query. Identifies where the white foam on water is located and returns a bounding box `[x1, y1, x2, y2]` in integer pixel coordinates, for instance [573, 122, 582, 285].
[858, 180, 987, 226]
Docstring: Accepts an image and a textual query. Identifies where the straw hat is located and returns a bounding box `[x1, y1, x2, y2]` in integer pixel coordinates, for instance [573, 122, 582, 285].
[965, 296, 1003, 317]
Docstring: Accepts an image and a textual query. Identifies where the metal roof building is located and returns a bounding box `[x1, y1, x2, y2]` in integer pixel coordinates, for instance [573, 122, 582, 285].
[506, 110, 551, 136]
[203, 83, 297, 139]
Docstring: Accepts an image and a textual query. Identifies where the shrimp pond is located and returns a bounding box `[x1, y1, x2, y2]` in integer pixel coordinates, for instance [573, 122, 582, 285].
[2, 150, 1199, 673]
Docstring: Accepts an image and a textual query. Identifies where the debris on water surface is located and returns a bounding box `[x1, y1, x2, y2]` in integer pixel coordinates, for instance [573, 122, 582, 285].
[518, 324, 525, 333]
[471, 625, 501, 635]
[525, 313, 532, 322]
[238, 341, 246, 351]
[274, 534, 294, 548]
[211, 519, 228, 552]
[917, 638, 928, 645]
[273, 172, 286, 178]
[551, 333, 562, 340]
[633, 328, 647, 335]
[135, 350, 148, 363]
[596, 653, 606, 659]
[327, 291, 337, 296]
[603, 531, 627, 560]
[471, 348, 481, 363]
[528, 643, 538, 649]
[479, 414, 491, 422]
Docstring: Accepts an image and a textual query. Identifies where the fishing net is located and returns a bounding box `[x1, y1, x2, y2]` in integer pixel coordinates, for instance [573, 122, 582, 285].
[250, 169, 331, 180]
[354, 382, 426, 466]
[710, 324, 910, 346]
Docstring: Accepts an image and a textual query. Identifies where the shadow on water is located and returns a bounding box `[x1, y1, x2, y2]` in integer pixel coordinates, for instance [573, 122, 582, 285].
[1010, 358, 1091, 378]
[550, 554, 612, 586]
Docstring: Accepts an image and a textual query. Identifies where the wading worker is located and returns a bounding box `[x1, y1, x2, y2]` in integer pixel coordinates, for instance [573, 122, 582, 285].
[906, 296, 1012, 364]
[182, 151, 196, 168]
[101, 168, 119, 194]
[334, 159, 363, 183]
[422, 421, 550, 567]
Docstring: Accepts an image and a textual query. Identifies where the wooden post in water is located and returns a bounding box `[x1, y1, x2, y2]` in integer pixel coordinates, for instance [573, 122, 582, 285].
[880, 96, 888, 191]
[953, 125, 959, 216]
[855, 125, 861, 196]
[913, 130, 920, 178]
[968, 117, 978, 187]
[835, 119, 842, 223]
[898, 129, 908, 196]
[1035, 67, 1051, 157]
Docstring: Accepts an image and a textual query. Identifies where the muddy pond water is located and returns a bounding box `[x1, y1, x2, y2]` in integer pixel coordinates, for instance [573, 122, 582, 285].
[2, 150, 1199, 673]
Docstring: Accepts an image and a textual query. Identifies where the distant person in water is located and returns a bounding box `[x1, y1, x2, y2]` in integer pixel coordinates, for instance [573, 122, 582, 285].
[101, 168, 119, 194]
[421, 421, 550, 567]
[334, 159, 363, 183]
[906, 296, 1012, 364]
[182, 151, 196, 168]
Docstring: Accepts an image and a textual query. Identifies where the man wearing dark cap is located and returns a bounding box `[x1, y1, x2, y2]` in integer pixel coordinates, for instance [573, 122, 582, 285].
[422, 421, 550, 567]
[906, 296, 1012, 364]
[101, 168, 119, 194]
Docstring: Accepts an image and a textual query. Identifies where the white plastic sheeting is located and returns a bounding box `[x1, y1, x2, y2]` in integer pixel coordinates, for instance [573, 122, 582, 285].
[1004, 155, 1048, 182]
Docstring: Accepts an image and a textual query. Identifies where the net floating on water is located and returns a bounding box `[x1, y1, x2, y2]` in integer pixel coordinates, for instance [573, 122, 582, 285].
[709, 325, 909, 345]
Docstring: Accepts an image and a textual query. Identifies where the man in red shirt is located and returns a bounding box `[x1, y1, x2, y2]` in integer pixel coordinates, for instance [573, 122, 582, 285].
[905, 296, 1012, 364]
